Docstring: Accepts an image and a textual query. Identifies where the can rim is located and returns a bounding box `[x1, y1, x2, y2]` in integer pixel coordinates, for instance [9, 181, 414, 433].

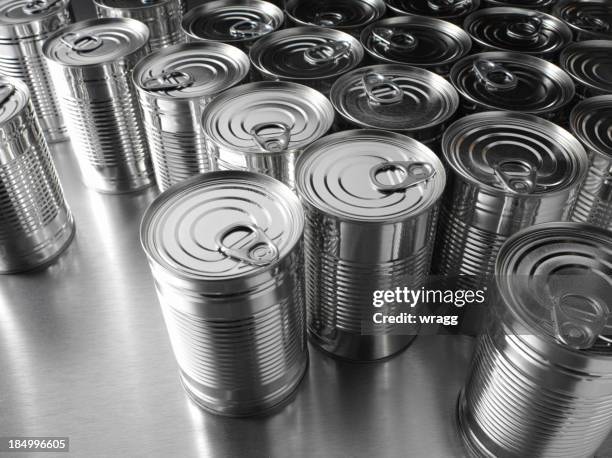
[570, 95, 612, 160]
[284, 0, 386, 30]
[560, 40, 612, 94]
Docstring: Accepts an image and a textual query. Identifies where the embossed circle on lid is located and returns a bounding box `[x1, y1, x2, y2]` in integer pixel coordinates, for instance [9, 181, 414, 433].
[285, 0, 385, 30]
[560, 40, 612, 96]
[0, 76, 28, 126]
[385, 0, 480, 22]
[570, 95, 612, 160]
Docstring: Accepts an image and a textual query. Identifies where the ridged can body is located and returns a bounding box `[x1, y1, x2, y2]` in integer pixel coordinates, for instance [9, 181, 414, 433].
[141, 171, 307, 416]
[0, 0, 72, 144]
[0, 77, 74, 273]
[296, 130, 446, 361]
[458, 223, 612, 458]
[44, 18, 155, 193]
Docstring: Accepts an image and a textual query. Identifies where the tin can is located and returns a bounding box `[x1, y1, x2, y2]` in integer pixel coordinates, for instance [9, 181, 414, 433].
[0, 76, 74, 274]
[553, 0, 612, 40]
[44, 18, 155, 193]
[140, 171, 307, 416]
[249, 27, 364, 96]
[464, 7, 573, 60]
[0, 0, 72, 144]
[450, 52, 575, 122]
[133, 42, 249, 192]
[201, 81, 335, 189]
[482, 0, 556, 11]
[434, 111, 588, 290]
[458, 222, 612, 458]
[182, 0, 284, 52]
[560, 40, 612, 98]
[385, 0, 480, 25]
[330, 64, 459, 149]
[569, 96, 612, 230]
[359, 16, 471, 78]
[296, 129, 446, 361]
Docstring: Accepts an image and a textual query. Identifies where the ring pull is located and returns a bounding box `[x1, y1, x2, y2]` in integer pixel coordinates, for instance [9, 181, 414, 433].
[575, 13, 610, 32]
[215, 222, 279, 267]
[60, 33, 103, 53]
[370, 161, 436, 193]
[312, 11, 344, 27]
[229, 19, 274, 38]
[362, 72, 404, 105]
[493, 160, 538, 194]
[0, 83, 14, 107]
[473, 59, 518, 92]
[427, 0, 470, 12]
[250, 122, 292, 153]
[371, 28, 418, 52]
[142, 71, 194, 91]
[303, 41, 351, 65]
[23, 0, 60, 15]
[506, 16, 543, 42]
[551, 293, 609, 350]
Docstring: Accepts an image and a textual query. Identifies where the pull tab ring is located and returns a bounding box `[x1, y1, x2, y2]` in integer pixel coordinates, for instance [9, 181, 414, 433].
[303, 41, 351, 65]
[61, 33, 103, 53]
[0, 83, 14, 107]
[23, 0, 60, 15]
[473, 59, 518, 92]
[371, 28, 418, 52]
[370, 161, 436, 193]
[142, 71, 194, 92]
[215, 222, 279, 267]
[362, 72, 404, 105]
[506, 16, 543, 42]
[313, 11, 344, 26]
[551, 292, 609, 350]
[575, 13, 610, 32]
[493, 160, 538, 194]
[427, 0, 470, 12]
[229, 19, 273, 38]
[250, 122, 292, 153]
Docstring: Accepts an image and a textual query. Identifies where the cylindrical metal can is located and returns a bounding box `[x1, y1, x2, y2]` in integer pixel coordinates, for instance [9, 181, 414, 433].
[553, 0, 612, 41]
[385, 0, 480, 25]
[140, 171, 307, 416]
[560, 40, 612, 98]
[569, 96, 612, 230]
[133, 42, 249, 192]
[458, 222, 612, 458]
[296, 129, 446, 361]
[249, 27, 364, 96]
[201, 81, 335, 189]
[0, 0, 72, 144]
[434, 111, 588, 290]
[330, 64, 459, 149]
[182, 0, 284, 52]
[0, 76, 74, 274]
[450, 52, 575, 122]
[44, 18, 155, 193]
[482, 0, 556, 11]
[359, 16, 472, 77]
[464, 7, 573, 60]
[94, 0, 184, 51]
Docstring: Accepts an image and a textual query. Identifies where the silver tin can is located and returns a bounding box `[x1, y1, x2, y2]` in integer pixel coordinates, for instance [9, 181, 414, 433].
[44, 18, 155, 193]
[553, 0, 612, 40]
[140, 171, 307, 416]
[360, 16, 472, 77]
[296, 129, 446, 361]
[450, 52, 575, 122]
[483, 0, 556, 11]
[0, 0, 72, 144]
[201, 81, 335, 189]
[249, 27, 364, 96]
[330, 64, 459, 149]
[385, 0, 480, 25]
[0, 76, 74, 274]
[434, 111, 588, 290]
[133, 42, 249, 192]
[94, 0, 185, 51]
[569, 96, 612, 230]
[458, 222, 612, 458]
[560, 40, 612, 98]
[182, 0, 284, 52]
[464, 7, 573, 60]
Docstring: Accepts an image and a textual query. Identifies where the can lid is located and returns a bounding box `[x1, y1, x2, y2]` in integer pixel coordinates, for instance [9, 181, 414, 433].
[465, 7, 572, 56]
[43, 18, 149, 67]
[249, 27, 364, 81]
[0, 0, 66, 24]
[496, 222, 612, 353]
[330, 64, 459, 133]
[385, 0, 480, 21]
[570, 95, 612, 160]
[94, 0, 170, 9]
[442, 111, 587, 195]
[450, 52, 575, 114]
[181, 0, 283, 43]
[201, 81, 335, 153]
[360, 16, 471, 69]
[133, 42, 249, 99]
[140, 171, 304, 281]
[284, 0, 385, 30]
[0, 76, 28, 125]
[296, 129, 446, 222]
[560, 40, 612, 95]
[554, 0, 612, 40]
[484, 0, 556, 9]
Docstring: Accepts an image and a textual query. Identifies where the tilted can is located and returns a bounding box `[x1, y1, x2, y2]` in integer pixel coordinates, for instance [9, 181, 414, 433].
[44, 18, 155, 193]
[569, 96, 612, 230]
[133, 42, 249, 192]
[560, 40, 612, 98]
[0, 0, 72, 144]
[359, 16, 472, 77]
[249, 27, 364, 96]
[458, 222, 612, 458]
[0, 76, 74, 274]
[330, 64, 459, 149]
[296, 129, 446, 361]
[553, 0, 612, 41]
[483, 0, 556, 11]
[140, 171, 307, 416]
[433, 112, 588, 290]
[464, 7, 573, 60]
[384, 0, 480, 25]
[201, 81, 335, 189]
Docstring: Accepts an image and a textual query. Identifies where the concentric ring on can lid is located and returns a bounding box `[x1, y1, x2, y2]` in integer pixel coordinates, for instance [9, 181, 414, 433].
[140, 171, 304, 281]
[330, 64, 459, 133]
[560, 40, 612, 96]
[94, 0, 172, 9]
[43, 18, 149, 67]
[284, 0, 386, 30]
[296, 129, 446, 222]
[570, 95, 612, 160]
[133, 42, 249, 99]
[385, 0, 480, 21]
[0, 76, 28, 125]
[483, 0, 556, 9]
[201, 81, 335, 153]
[450, 52, 575, 115]
[0, 0, 65, 25]
[442, 111, 588, 195]
[553, 0, 612, 40]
